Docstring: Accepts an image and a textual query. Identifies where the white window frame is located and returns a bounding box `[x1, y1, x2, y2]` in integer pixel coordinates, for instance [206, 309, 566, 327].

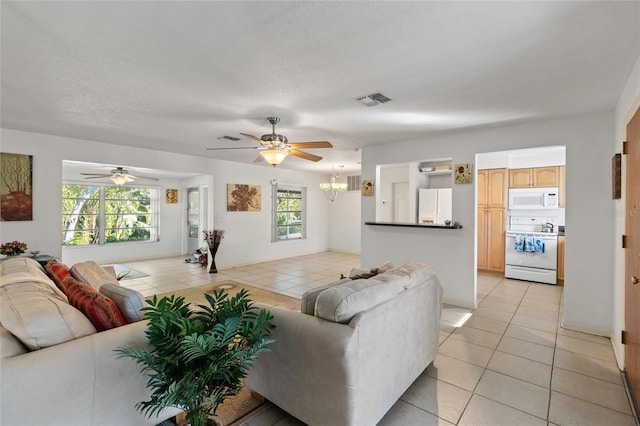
[272, 184, 306, 242]
[62, 182, 160, 246]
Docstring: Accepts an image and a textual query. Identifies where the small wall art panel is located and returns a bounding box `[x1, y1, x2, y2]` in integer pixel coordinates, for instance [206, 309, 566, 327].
[1, 152, 33, 221]
[166, 189, 178, 204]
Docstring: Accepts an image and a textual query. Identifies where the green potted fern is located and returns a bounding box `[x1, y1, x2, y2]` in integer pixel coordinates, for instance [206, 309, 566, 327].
[116, 289, 274, 426]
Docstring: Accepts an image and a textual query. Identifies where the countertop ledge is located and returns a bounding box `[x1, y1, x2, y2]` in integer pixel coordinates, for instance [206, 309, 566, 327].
[365, 221, 463, 229]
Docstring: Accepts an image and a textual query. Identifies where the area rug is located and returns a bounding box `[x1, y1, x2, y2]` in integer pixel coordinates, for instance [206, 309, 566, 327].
[101, 263, 149, 280]
[153, 281, 299, 425]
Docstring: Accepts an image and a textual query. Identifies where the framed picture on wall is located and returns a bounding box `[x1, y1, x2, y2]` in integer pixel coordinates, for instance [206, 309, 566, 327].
[166, 189, 178, 203]
[227, 184, 261, 211]
[454, 163, 472, 184]
[362, 180, 373, 196]
[0, 152, 33, 221]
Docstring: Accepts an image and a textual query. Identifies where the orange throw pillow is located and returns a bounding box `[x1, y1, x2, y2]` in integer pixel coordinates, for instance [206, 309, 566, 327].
[44, 260, 73, 293]
[61, 277, 127, 331]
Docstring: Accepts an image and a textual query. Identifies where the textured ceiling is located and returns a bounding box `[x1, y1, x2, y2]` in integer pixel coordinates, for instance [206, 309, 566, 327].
[2, 1, 639, 174]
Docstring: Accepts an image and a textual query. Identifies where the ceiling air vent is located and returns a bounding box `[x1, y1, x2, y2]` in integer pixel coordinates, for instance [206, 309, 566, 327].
[356, 92, 392, 107]
[218, 136, 241, 141]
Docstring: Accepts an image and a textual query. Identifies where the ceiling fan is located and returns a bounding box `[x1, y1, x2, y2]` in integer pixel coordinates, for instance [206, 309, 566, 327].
[80, 167, 159, 186]
[207, 117, 333, 165]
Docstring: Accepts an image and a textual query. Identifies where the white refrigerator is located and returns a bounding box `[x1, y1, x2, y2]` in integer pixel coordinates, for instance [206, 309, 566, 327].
[418, 188, 452, 224]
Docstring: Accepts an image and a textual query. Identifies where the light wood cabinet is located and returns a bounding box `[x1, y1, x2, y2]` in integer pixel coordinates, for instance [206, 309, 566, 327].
[509, 166, 559, 188]
[559, 166, 566, 208]
[509, 168, 534, 188]
[557, 236, 565, 281]
[477, 169, 507, 272]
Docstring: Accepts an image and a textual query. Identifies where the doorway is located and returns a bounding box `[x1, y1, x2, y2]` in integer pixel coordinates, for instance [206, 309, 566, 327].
[393, 182, 409, 222]
[186, 187, 200, 254]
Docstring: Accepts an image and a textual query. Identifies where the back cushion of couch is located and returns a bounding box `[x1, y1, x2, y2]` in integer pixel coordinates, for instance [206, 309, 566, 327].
[374, 262, 437, 289]
[71, 261, 119, 291]
[0, 280, 96, 350]
[315, 278, 404, 323]
[99, 283, 145, 323]
[0, 256, 46, 277]
[300, 277, 351, 315]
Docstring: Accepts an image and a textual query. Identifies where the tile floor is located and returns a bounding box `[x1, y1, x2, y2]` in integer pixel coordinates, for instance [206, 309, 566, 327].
[118, 254, 636, 426]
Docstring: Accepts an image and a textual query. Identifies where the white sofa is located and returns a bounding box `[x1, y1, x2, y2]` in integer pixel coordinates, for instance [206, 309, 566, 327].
[245, 262, 443, 426]
[0, 257, 180, 426]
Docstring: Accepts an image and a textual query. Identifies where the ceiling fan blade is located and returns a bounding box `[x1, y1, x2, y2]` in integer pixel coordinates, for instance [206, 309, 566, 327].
[288, 141, 333, 149]
[206, 146, 259, 150]
[83, 175, 111, 180]
[81, 173, 112, 177]
[240, 133, 263, 143]
[128, 175, 160, 182]
[290, 149, 323, 162]
[253, 155, 264, 163]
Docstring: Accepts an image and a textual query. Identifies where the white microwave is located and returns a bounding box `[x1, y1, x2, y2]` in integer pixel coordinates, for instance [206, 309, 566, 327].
[509, 187, 559, 210]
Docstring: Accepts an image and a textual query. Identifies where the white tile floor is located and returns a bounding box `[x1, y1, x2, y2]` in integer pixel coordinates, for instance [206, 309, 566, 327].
[118, 255, 636, 426]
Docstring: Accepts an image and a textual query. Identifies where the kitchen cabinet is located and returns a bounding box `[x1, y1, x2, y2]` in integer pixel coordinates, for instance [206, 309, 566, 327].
[559, 166, 566, 208]
[509, 166, 559, 188]
[477, 168, 507, 272]
[557, 235, 565, 281]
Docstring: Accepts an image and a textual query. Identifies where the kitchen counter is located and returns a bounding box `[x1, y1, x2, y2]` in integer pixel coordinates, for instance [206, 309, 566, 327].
[364, 221, 462, 229]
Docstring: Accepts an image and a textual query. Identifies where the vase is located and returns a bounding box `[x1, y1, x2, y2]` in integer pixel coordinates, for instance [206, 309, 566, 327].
[208, 243, 219, 273]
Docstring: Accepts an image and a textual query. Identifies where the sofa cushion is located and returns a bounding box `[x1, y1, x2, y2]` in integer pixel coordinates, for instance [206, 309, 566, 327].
[0, 280, 96, 350]
[0, 256, 46, 276]
[375, 262, 437, 289]
[314, 278, 404, 323]
[71, 261, 119, 291]
[44, 260, 73, 292]
[300, 278, 351, 315]
[0, 325, 27, 358]
[62, 277, 128, 331]
[99, 283, 145, 323]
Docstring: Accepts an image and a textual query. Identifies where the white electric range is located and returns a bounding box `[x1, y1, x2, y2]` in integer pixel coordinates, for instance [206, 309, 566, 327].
[505, 216, 559, 285]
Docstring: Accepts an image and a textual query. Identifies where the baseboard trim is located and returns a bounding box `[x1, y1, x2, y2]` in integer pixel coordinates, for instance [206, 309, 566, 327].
[560, 319, 612, 338]
[443, 297, 476, 309]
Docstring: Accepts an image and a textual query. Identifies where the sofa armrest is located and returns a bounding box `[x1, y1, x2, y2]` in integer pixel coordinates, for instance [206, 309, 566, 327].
[246, 303, 359, 426]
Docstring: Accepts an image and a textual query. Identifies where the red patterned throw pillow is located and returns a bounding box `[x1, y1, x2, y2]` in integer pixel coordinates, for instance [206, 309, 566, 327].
[61, 277, 127, 331]
[44, 260, 73, 292]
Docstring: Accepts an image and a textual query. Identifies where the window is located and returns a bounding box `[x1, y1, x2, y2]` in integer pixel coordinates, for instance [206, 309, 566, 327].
[273, 186, 306, 241]
[62, 184, 159, 245]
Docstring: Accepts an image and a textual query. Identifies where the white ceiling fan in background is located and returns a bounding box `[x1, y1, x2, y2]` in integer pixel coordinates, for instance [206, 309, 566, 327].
[80, 166, 160, 186]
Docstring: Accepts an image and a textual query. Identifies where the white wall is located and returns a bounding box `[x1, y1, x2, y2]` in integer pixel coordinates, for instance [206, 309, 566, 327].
[0, 129, 332, 267]
[612, 54, 640, 367]
[329, 187, 361, 255]
[362, 111, 616, 332]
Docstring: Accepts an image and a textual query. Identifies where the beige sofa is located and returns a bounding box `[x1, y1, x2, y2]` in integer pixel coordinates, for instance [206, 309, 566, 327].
[245, 262, 443, 426]
[0, 257, 180, 426]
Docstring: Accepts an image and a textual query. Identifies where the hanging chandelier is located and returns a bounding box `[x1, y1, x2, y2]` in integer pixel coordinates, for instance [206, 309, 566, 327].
[320, 166, 348, 202]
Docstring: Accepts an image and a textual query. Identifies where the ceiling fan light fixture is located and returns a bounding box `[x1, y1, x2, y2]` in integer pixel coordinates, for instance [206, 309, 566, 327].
[260, 149, 288, 165]
[110, 175, 129, 186]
